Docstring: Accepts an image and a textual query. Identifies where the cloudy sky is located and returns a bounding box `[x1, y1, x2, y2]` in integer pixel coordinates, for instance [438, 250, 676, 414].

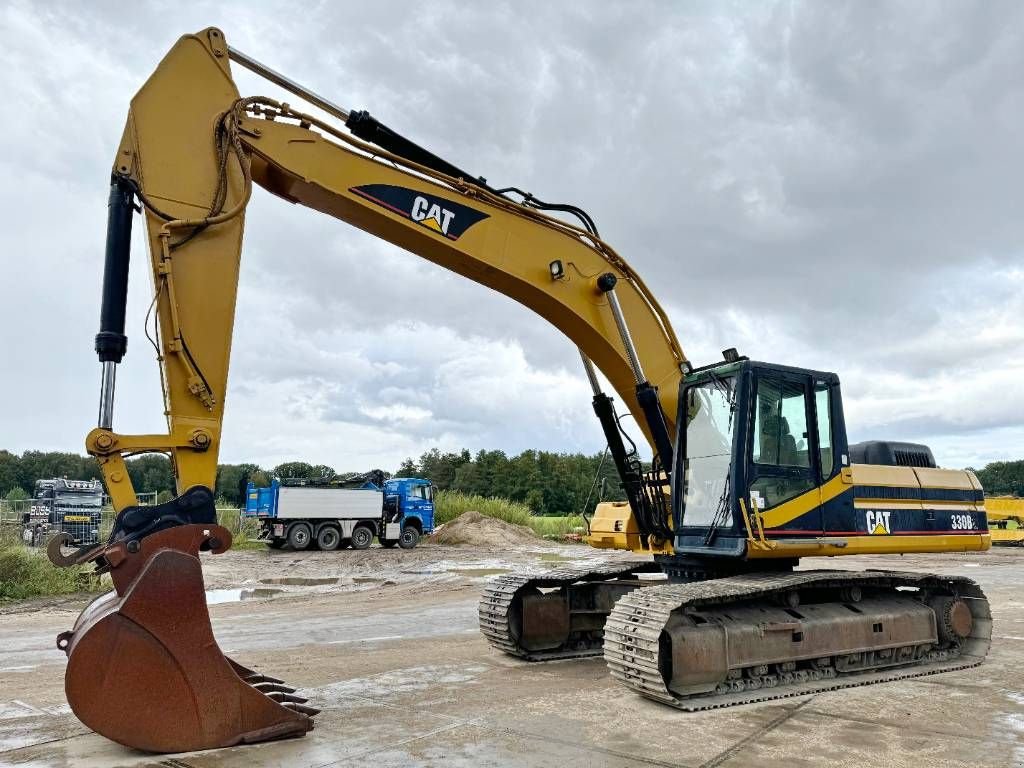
[1, 1, 1021, 472]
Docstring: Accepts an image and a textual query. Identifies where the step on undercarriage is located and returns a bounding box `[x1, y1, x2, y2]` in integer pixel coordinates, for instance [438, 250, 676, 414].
[604, 570, 991, 710]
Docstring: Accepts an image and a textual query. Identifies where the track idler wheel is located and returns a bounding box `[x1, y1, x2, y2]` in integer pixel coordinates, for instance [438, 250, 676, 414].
[56, 524, 315, 753]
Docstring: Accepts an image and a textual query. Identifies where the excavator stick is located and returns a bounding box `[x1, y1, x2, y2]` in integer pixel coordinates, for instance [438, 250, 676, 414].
[52, 524, 316, 753]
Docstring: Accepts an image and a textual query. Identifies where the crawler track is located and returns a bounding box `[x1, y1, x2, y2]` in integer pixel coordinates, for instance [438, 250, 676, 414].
[478, 560, 662, 660]
[603, 570, 991, 710]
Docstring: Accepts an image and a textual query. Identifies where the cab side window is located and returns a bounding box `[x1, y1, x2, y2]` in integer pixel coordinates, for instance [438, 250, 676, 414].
[753, 378, 810, 467]
[815, 383, 834, 478]
[749, 376, 814, 510]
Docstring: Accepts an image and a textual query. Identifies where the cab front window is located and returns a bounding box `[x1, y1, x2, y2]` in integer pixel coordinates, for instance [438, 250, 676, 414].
[681, 377, 737, 527]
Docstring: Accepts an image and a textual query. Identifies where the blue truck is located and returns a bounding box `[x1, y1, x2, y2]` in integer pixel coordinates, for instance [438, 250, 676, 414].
[244, 474, 435, 551]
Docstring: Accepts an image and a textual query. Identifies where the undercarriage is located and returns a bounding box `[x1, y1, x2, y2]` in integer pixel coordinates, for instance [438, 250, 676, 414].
[479, 563, 991, 709]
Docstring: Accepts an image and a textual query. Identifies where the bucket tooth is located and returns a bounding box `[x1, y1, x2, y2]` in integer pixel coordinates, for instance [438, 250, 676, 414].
[253, 682, 297, 694]
[57, 524, 315, 753]
[268, 693, 309, 704]
[284, 703, 321, 717]
[244, 673, 286, 685]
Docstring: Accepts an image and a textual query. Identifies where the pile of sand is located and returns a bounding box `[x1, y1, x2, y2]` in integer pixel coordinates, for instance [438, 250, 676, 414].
[429, 511, 542, 547]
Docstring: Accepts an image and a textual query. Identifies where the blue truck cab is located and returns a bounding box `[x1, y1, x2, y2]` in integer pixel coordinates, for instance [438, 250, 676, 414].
[244, 476, 434, 551]
[383, 477, 435, 536]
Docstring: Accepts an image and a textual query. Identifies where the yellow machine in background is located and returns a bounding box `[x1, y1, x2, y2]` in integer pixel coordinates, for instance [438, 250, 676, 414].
[49, 28, 992, 753]
[987, 496, 1024, 544]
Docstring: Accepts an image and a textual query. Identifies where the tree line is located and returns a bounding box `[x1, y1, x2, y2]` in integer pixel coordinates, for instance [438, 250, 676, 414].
[2, 448, 1021, 516]
[0, 447, 625, 515]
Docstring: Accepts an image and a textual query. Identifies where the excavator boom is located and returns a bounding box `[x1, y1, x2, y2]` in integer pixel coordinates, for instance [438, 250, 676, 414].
[55, 28, 687, 753]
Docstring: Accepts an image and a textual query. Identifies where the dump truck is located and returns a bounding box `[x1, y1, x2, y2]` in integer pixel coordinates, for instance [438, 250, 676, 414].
[245, 474, 434, 550]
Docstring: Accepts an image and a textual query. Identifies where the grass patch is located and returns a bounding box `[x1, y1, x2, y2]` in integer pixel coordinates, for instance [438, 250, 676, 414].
[529, 515, 586, 539]
[0, 544, 108, 601]
[215, 508, 266, 550]
[435, 491, 532, 526]
[434, 491, 585, 540]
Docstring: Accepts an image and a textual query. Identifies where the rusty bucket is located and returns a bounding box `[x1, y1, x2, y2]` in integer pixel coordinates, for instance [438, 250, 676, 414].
[53, 524, 315, 753]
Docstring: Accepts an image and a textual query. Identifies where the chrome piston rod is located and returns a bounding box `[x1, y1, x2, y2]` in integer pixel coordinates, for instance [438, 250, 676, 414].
[98, 361, 116, 430]
[599, 276, 645, 386]
[228, 46, 352, 123]
[579, 350, 603, 397]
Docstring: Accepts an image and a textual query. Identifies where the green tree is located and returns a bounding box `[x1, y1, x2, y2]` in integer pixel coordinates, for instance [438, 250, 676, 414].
[417, 449, 471, 490]
[310, 464, 337, 481]
[126, 455, 174, 496]
[395, 458, 418, 477]
[273, 461, 315, 480]
[5, 486, 29, 502]
[974, 460, 1024, 496]
[215, 463, 266, 505]
[0, 450, 22, 496]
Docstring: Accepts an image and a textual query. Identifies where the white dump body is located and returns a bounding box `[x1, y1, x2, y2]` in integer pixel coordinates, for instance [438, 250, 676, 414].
[275, 487, 383, 520]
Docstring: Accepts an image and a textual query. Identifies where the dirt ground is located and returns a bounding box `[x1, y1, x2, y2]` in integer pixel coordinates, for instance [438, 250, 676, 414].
[2, 542, 1024, 767]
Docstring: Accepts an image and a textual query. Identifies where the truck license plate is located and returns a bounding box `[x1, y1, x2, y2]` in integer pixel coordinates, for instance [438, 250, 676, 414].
[274, 524, 284, 536]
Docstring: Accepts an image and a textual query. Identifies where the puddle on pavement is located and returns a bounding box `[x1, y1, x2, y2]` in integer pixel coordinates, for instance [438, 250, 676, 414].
[206, 587, 284, 605]
[259, 576, 339, 586]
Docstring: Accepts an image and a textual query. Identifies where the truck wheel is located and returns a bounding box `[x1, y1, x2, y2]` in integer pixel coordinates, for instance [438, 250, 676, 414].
[350, 525, 373, 550]
[380, 539, 398, 548]
[268, 538, 286, 550]
[316, 526, 341, 551]
[287, 523, 312, 551]
[399, 526, 420, 549]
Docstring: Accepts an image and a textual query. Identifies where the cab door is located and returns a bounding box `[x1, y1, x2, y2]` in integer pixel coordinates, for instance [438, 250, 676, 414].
[405, 482, 435, 530]
[747, 371, 823, 534]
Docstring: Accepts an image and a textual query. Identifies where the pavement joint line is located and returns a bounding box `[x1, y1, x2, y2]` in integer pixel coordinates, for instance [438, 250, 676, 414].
[911, 677, 1007, 693]
[0, 729, 92, 755]
[309, 717, 478, 767]
[698, 697, 815, 768]
[799, 707, 1024, 746]
[470, 722, 699, 768]
[313, 691, 468, 723]
[326, 634, 403, 644]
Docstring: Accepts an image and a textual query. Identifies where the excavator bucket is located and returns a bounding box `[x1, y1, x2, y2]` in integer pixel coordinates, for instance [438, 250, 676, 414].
[51, 524, 315, 753]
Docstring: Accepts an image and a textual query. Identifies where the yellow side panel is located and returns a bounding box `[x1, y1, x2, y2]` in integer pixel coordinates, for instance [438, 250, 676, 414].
[848, 464, 919, 488]
[914, 467, 980, 491]
[585, 501, 672, 555]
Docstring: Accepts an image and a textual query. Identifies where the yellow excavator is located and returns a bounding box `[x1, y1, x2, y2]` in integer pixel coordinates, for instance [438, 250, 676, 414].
[50, 28, 992, 754]
[987, 496, 1024, 545]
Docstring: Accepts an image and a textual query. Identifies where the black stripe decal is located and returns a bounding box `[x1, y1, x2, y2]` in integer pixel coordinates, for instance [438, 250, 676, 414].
[854, 485, 983, 503]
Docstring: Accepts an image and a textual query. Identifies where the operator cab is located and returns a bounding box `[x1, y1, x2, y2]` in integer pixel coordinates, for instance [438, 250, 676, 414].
[671, 356, 849, 557]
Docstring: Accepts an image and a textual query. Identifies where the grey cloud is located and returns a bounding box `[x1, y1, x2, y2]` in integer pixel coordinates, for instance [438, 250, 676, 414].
[1, 1, 1021, 470]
